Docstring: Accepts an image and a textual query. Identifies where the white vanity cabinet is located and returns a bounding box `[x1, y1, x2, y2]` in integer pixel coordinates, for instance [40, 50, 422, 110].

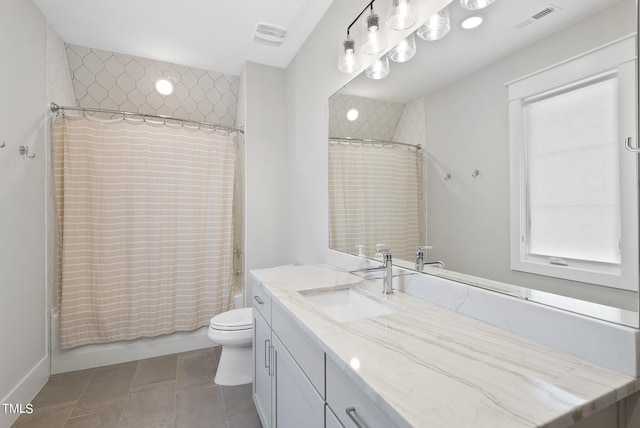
[251, 275, 325, 428]
[326, 356, 399, 428]
[253, 305, 272, 428]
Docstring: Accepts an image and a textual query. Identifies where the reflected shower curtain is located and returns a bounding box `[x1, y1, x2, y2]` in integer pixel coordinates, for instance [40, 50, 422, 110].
[53, 115, 235, 349]
[329, 141, 423, 261]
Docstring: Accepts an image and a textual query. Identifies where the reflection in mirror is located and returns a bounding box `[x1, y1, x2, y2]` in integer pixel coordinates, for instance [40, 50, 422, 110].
[328, 0, 639, 326]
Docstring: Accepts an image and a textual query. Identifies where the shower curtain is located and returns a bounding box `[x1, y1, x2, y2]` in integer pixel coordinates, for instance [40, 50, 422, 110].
[53, 115, 236, 349]
[329, 141, 423, 261]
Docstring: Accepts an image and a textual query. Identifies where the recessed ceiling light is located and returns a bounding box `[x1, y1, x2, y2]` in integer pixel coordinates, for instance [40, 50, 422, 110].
[347, 108, 359, 121]
[155, 78, 174, 96]
[461, 16, 483, 29]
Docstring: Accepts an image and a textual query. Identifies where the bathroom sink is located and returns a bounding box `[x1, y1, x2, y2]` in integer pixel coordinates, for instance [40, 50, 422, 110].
[298, 286, 403, 323]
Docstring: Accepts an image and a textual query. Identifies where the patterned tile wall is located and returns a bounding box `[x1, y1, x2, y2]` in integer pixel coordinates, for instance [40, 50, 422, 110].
[66, 44, 239, 127]
[392, 96, 428, 247]
[329, 93, 405, 141]
[392, 96, 426, 147]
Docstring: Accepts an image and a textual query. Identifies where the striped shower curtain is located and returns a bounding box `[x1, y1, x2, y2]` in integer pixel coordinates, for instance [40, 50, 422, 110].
[328, 141, 423, 261]
[53, 115, 236, 349]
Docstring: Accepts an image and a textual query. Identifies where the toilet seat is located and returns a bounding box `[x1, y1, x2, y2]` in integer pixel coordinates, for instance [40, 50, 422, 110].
[209, 307, 252, 331]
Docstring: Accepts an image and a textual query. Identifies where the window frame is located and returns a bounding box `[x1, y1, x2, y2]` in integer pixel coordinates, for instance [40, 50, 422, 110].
[507, 35, 638, 291]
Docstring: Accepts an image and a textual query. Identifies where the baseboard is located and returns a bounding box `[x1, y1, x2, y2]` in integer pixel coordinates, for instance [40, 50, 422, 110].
[51, 326, 213, 374]
[0, 355, 49, 427]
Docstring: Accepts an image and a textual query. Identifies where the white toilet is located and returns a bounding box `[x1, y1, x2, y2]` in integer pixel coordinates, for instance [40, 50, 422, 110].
[208, 307, 253, 386]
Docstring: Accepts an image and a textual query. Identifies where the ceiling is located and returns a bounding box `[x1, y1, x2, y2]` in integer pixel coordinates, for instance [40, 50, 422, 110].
[32, 0, 335, 76]
[340, 0, 626, 103]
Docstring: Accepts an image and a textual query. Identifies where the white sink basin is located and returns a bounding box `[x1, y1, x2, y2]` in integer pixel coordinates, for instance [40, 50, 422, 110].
[299, 286, 403, 322]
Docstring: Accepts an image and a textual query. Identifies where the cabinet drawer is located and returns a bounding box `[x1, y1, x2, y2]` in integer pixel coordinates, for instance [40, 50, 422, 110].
[326, 356, 399, 428]
[250, 273, 271, 321]
[272, 301, 325, 399]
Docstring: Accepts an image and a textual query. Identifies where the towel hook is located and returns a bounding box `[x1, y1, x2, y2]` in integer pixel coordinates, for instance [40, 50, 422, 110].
[0, 141, 6, 148]
[19, 145, 36, 158]
[472, 169, 480, 178]
[444, 173, 452, 181]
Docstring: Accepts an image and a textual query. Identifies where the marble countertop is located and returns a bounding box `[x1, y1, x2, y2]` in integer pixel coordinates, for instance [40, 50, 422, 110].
[250, 264, 640, 428]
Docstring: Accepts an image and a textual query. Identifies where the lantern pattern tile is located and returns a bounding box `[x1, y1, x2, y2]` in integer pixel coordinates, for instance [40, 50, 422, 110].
[66, 44, 239, 127]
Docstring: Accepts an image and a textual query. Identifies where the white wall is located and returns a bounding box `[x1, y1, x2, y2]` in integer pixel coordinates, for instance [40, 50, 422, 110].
[285, 0, 637, 310]
[284, 0, 453, 265]
[424, 0, 636, 309]
[0, 0, 48, 425]
[244, 62, 289, 275]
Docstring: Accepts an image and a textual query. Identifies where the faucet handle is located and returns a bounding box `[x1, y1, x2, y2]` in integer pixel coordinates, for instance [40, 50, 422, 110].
[376, 243, 390, 253]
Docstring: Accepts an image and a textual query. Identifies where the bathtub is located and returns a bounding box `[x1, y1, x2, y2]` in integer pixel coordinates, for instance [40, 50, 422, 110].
[50, 294, 244, 374]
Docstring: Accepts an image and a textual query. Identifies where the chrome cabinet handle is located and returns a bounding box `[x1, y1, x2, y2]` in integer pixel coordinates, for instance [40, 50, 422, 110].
[264, 339, 271, 369]
[625, 137, 640, 153]
[268, 346, 275, 376]
[346, 407, 369, 428]
[254, 295, 264, 305]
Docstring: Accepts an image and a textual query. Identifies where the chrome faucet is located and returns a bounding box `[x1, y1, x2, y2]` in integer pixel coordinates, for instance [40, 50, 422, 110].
[350, 249, 394, 295]
[424, 260, 446, 269]
[415, 246, 427, 271]
[415, 246, 445, 271]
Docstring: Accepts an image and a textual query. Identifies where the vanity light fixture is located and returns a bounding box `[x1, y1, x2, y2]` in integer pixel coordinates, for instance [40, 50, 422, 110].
[461, 15, 483, 29]
[361, 10, 387, 54]
[365, 55, 390, 80]
[388, 33, 416, 62]
[387, 0, 416, 30]
[417, 7, 451, 41]
[338, 38, 361, 73]
[338, 0, 389, 74]
[389, 33, 417, 63]
[347, 108, 359, 121]
[155, 78, 175, 96]
[459, 0, 496, 10]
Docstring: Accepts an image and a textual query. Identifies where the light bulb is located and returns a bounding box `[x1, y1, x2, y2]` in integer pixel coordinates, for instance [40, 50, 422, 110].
[365, 55, 390, 80]
[155, 78, 174, 96]
[387, 0, 416, 30]
[361, 13, 387, 54]
[460, 0, 496, 10]
[461, 16, 483, 29]
[417, 7, 451, 41]
[389, 34, 416, 63]
[338, 38, 361, 73]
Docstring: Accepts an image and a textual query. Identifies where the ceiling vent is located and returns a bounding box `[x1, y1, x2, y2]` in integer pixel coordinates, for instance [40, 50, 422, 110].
[253, 23, 287, 47]
[514, 4, 560, 30]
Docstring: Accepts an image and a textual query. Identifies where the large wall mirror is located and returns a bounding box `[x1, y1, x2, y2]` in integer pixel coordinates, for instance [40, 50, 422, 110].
[328, 0, 639, 327]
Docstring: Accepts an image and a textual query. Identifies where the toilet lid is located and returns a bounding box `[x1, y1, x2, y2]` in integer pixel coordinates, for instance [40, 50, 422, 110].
[210, 307, 253, 331]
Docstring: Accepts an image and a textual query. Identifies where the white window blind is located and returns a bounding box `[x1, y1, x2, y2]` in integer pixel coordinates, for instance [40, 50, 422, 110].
[507, 35, 638, 291]
[525, 75, 621, 264]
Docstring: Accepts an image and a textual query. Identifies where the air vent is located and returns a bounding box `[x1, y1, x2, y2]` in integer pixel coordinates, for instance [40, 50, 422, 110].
[253, 23, 287, 47]
[531, 7, 556, 20]
[514, 4, 560, 30]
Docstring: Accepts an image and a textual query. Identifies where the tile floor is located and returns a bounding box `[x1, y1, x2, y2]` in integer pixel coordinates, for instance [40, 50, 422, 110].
[12, 347, 260, 428]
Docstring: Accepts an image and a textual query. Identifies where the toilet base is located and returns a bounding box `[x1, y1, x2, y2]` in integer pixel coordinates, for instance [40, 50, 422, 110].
[214, 345, 252, 386]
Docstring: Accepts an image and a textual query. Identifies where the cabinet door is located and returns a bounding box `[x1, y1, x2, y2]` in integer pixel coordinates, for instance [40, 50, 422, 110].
[326, 405, 345, 428]
[272, 335, 324, 428]
[253, 309, 272, 428]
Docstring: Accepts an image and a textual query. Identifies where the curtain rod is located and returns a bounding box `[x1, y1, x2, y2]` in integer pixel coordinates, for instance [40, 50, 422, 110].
[329, 136, 421, 150]
[49, 102, 244, 134]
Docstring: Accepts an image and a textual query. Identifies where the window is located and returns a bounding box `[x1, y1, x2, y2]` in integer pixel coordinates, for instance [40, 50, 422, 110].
[507, 36, 638, 291]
